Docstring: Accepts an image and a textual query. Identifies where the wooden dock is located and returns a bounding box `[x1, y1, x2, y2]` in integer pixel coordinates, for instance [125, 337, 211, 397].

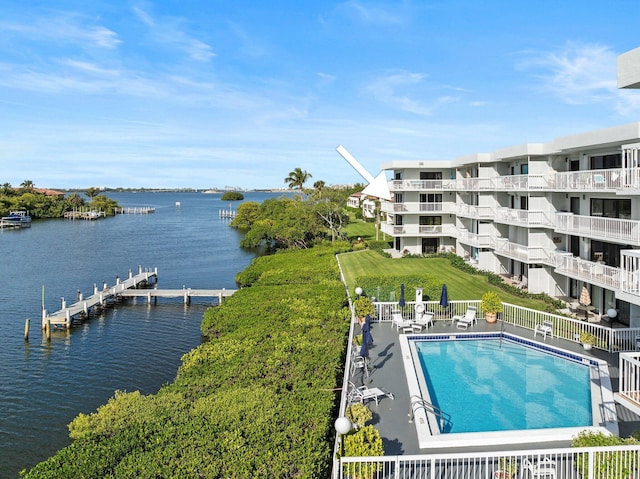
[116, 207, 155, 214]
[40, 266, 237, 333]
[119, 288, 235, 304]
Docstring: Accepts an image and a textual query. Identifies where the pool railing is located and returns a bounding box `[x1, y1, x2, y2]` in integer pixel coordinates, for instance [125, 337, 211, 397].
[372, 300, 640, 353]
[337, 445, 640, 479]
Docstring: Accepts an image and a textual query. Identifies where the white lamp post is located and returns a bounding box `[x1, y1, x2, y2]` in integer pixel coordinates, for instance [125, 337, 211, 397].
[334, 416, 353, 458]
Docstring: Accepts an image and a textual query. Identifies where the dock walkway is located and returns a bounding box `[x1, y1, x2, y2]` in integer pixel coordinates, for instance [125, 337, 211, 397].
[43, 267, 159, 329]
[41, 266, 237, 332]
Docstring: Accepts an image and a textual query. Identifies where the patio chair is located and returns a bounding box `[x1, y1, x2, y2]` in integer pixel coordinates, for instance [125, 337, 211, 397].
[347, 381, 394, 405]
[412, 312, 434, 332]
[521, 457, 557, 479]
[350, 354, 370, 380]
[452, 306, 476, 330]
[391, 312, 413, 332]
[534, 320, 554, 340]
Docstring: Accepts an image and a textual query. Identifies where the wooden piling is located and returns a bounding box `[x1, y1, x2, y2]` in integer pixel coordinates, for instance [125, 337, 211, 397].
[24, 318, 30, 340]
[45, 319, 51, 340]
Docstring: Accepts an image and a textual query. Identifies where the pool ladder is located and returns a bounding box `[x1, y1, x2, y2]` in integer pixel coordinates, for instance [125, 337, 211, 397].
[408, 395, 452, 433]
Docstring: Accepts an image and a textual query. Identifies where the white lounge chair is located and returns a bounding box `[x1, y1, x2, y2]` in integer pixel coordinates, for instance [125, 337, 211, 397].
[521, 457, 557, 479]
[347, 381, 394, 405]
[412, 312, 434, 331]
[534, 320, 554, 340]
[452, 306, 476, 329]
[391, 312, 413, 332]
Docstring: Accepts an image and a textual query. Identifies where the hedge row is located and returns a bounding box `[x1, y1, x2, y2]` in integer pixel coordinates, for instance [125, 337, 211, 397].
[22, 243, 351, 478]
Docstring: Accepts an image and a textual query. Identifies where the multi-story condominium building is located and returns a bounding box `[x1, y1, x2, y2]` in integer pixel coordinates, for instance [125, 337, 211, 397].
[379, 121, 640, 327]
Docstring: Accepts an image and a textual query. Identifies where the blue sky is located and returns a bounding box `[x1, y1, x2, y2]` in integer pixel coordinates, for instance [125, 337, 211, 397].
[1, 1, 640, 190]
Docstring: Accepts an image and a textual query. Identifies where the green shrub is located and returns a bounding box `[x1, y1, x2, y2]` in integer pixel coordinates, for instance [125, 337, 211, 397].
[572, 430, 639, 479]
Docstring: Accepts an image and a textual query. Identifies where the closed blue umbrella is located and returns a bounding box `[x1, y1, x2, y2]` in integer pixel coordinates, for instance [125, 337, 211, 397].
[439, 284, 449, 308]
[399, 283, 406, 308]
[362, 314, 374, 346]
[359, 340, 370, 359]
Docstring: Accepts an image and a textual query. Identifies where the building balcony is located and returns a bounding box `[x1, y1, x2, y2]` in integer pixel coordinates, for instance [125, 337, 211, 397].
[456, 204, 494, 219]
[457, 229, 494, 248]
[554, 168, 622, 191]
[380, 201, 456, 215]
[555, 213, 640, 246]
[554, 252, 621, 290]
[380, 222, 457, 237]
[389, 179, 455, 191]
[494, 207, 555, 228]
[492, 174, 553, 191]
[493, 238, 552, 264]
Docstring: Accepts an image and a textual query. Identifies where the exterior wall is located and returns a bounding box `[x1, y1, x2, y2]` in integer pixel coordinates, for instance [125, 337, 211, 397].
[380, 122, 640, 323]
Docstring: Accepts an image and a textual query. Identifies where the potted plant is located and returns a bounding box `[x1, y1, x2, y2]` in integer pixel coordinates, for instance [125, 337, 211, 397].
[495, 457, 517, 479]
[345, 403, 373, 430]
[481, 291, 503, 324]
[580, 331, 596, 350]
[354, 296, 374, 319]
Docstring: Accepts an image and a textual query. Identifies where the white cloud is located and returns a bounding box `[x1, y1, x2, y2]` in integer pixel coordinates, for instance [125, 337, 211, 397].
[517, 42, 618, 105]
[365, 71, 435, 115]
[131, 4, 216, 62]
[0, 14, 121, 49]
[337, 1, 405, 25]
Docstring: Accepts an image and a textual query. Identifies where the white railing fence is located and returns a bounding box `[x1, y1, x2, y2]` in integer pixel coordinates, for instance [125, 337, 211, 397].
[338, 445, 640, 479]
[373, 301, 640, 353]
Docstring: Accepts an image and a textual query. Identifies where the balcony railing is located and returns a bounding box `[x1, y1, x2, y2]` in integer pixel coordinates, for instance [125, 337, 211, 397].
[618, 352, 640, 417]
[456, 203, 495, 219]
[554, 253, 621, 290]
[492, 174, 554, 190]
[389, 179, 455, 191]
[556, 213, 640, 246]
[457, 229, 494, 248]
[555, 168, 622, 190]
[493, 238, 551, 263]
[380, 223, 457, 237]
[494, 207, 555, 227]
[380, 201, 456, 214]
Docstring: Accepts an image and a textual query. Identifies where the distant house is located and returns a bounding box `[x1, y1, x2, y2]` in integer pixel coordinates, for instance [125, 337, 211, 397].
[347, 191, 362, 209]
[346, 191, 377, 219]
[34, 188, 65, 196]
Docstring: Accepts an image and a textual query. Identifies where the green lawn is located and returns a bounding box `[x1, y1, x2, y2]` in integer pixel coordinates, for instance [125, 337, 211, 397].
[342, 216, 391, 243]
[337, 249, 550, 310]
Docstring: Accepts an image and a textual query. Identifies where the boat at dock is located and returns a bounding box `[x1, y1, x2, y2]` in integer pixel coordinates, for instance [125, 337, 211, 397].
[1, 211, 32, 228]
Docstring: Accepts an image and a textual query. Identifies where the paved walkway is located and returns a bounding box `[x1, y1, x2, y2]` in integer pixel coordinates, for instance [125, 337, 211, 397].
[351, 317, 640, 456]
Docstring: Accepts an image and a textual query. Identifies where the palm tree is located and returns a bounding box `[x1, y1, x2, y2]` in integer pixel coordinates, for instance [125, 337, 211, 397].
[20, 180, 34, 190]
[0, 183, 13, 196]
[84, 187, 100, 200]
[313, 180, 326, 198]
[284, 168, 312, 194]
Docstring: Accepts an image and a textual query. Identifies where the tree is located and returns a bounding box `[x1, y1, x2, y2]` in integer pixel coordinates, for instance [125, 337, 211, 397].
[20, 180, 34, 190]
[313, 180, 326, 198]
[0, 183, 13, 196]
[84, 187, 100, 200]
[284, 168, 312, 194]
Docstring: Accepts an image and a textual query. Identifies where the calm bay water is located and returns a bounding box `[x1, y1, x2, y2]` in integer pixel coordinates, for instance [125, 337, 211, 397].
[0, 191, 281, 477]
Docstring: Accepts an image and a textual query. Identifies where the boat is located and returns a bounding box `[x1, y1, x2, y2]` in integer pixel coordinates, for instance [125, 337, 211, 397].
[1, 210, 32, 228]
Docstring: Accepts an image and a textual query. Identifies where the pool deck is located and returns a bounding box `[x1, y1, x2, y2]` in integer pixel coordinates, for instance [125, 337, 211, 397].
[353, 317, 640, 455]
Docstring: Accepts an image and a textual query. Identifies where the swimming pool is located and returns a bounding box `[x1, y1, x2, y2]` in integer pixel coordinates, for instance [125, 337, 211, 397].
[400, 332, 618, 449]
[416, 339, 591, 433]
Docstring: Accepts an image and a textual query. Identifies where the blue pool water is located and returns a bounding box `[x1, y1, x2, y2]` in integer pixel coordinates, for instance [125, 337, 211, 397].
[415, 338, 592, 433]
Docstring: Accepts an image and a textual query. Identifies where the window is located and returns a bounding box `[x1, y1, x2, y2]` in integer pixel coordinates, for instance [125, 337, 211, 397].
[419, 216, 442, 226]
[590, 153, 621, 170]
[420, 172, 442, 180]
[520, 164, 528, 174]
[590, 199, 630, 219]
